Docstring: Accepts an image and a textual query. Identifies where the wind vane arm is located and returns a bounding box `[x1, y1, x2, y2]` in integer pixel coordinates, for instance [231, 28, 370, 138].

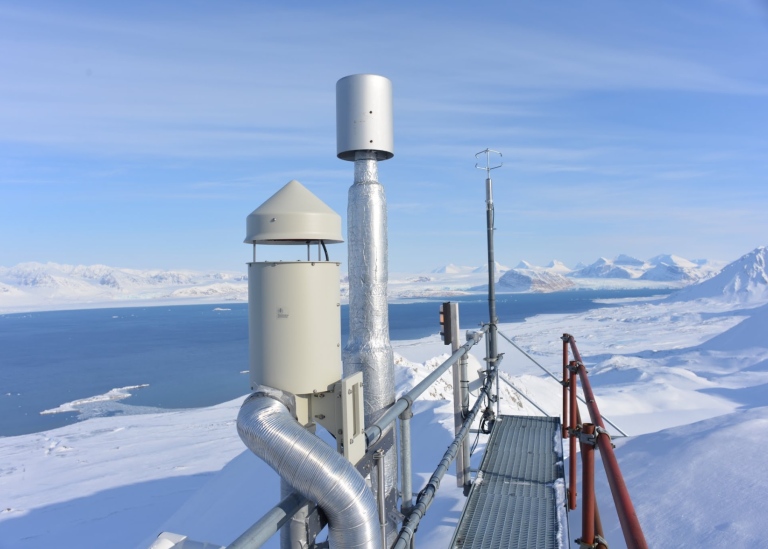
[475, 148, 503, 180]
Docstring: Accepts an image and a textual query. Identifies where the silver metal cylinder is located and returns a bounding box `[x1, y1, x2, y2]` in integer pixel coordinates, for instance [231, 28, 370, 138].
[336, 75, 394, 161]
[399, 411, 413, 515]
[344, 151, 398, 544]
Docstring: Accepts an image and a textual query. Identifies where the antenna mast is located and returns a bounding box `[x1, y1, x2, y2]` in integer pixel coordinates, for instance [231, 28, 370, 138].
[475, 148, 503, 417]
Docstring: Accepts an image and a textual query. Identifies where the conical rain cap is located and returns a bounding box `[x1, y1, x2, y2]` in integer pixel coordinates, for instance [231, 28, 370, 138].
[244, 180, 343, 245]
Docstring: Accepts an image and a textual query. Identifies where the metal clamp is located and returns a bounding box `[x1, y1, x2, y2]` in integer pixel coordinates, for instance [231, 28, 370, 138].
[577, 430, 597, 447]
[595, 426, 616, 448]
[567, 361, 583, 373]
[576, 535, 609, 549]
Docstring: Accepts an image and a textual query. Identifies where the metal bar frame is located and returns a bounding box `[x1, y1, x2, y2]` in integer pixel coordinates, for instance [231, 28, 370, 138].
[568, 337, 649, 549]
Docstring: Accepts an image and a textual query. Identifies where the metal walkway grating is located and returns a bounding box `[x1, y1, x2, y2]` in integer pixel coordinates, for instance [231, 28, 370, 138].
[451, 415, 566, 549]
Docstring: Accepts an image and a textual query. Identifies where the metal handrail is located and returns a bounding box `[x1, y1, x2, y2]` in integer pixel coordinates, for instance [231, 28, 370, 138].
[226, 492, 309, 549]
[365, 324, 489, 447]
[563, 333, 648, 549]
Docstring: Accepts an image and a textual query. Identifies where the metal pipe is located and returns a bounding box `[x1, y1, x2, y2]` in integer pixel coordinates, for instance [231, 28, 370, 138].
[569, 361, 578, 510]
[562, 335, 569, 439]
[595, 504, 608, 549]
[459, 351, 471, 493]
[345, 151, 398, 544]
[448, 303, 466, 489]
[399, 410, 413, 515]
[280, 478, 311, 549]
[570, 338, 649, 549]
[365, 328, 488, 447]
[374, 450, 387, 549]
[581, 423, 596, 547]
[393, 365, 496, 549]
[485, 177, 498, 367]
[227, 492, 308, 549]
[237, 393, 380, 549]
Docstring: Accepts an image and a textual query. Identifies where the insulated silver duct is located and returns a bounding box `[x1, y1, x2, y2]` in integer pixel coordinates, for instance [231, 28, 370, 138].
[238, 392, 380, 549]
[345, 152, 398, 542]
[346, 153, 396, 419]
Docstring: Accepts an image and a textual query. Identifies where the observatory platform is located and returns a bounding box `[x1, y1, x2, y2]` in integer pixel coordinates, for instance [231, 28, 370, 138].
[451, 415, 566, 549]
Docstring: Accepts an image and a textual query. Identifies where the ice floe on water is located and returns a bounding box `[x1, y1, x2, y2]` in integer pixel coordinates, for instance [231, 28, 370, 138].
[40, 384, 150, 415]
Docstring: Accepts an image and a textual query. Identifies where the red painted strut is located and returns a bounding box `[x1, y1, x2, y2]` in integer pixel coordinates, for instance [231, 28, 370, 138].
[569, 337, 649, 549]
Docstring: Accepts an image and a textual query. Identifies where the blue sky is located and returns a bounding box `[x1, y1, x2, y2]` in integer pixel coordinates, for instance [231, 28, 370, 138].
[1, 1, 767, 273]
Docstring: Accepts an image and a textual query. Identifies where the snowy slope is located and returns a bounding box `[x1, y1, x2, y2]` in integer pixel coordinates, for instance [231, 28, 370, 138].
[670, 246, 768, 303]
[596, 407, 768, 547]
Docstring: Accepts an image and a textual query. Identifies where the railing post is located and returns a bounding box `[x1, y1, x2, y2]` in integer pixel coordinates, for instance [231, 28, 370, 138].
[448, 302, 468, 490]
[580, 423, 596, 548]
[399, 409, 414, 516]
[374, 449, 387, 549]
[459, 350, 471, 494]
[569, 360, 578, 510]
[562, 334, 570, 439]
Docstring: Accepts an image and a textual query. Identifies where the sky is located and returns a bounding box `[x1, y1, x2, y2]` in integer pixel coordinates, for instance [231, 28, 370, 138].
[1, 0, 767, 274]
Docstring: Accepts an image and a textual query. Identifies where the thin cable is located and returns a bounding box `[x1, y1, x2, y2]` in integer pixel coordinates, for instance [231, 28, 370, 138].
[320, 240, 329, 261]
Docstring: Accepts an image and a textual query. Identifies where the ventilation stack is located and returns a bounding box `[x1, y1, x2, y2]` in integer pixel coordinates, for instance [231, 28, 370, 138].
[336, 74, 399, 545]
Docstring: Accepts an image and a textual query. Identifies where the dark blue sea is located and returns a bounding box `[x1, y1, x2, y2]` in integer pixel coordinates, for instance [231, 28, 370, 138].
[0, 289, 670, 437]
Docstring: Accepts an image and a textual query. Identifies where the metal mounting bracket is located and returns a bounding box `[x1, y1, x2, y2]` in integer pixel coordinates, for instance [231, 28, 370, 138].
[309, 371, 366, 464]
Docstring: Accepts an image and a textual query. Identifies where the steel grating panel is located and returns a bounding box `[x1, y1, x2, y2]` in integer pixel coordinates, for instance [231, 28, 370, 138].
[451, 415, 566, 549]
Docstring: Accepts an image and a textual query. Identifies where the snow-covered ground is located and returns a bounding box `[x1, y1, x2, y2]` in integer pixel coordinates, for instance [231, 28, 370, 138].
[1, 247, 766, 548]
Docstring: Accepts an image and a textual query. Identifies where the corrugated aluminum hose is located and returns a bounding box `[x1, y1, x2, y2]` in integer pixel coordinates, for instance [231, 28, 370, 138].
[237, 393, 380, 549]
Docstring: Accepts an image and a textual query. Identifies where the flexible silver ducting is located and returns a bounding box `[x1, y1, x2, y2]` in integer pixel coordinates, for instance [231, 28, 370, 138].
[237, 393, 380, 549]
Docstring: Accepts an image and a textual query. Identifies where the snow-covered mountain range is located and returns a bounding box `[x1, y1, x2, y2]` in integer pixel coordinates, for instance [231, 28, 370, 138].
[0, 249, 760, 313]
[0, 262, 247, 313]
[435, 252, 725, 294]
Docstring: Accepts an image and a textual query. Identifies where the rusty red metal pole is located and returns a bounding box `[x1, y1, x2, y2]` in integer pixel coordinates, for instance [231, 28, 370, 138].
[562, 334, 569, 439]
[568, 360, 578, 510]
[569, 338, 649, 549]
[581, 423, 596, 547]
[595, 505, 607, 549]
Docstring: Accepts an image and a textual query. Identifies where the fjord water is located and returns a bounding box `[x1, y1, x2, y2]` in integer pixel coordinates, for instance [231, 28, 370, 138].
[0, 289, 670, 436]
